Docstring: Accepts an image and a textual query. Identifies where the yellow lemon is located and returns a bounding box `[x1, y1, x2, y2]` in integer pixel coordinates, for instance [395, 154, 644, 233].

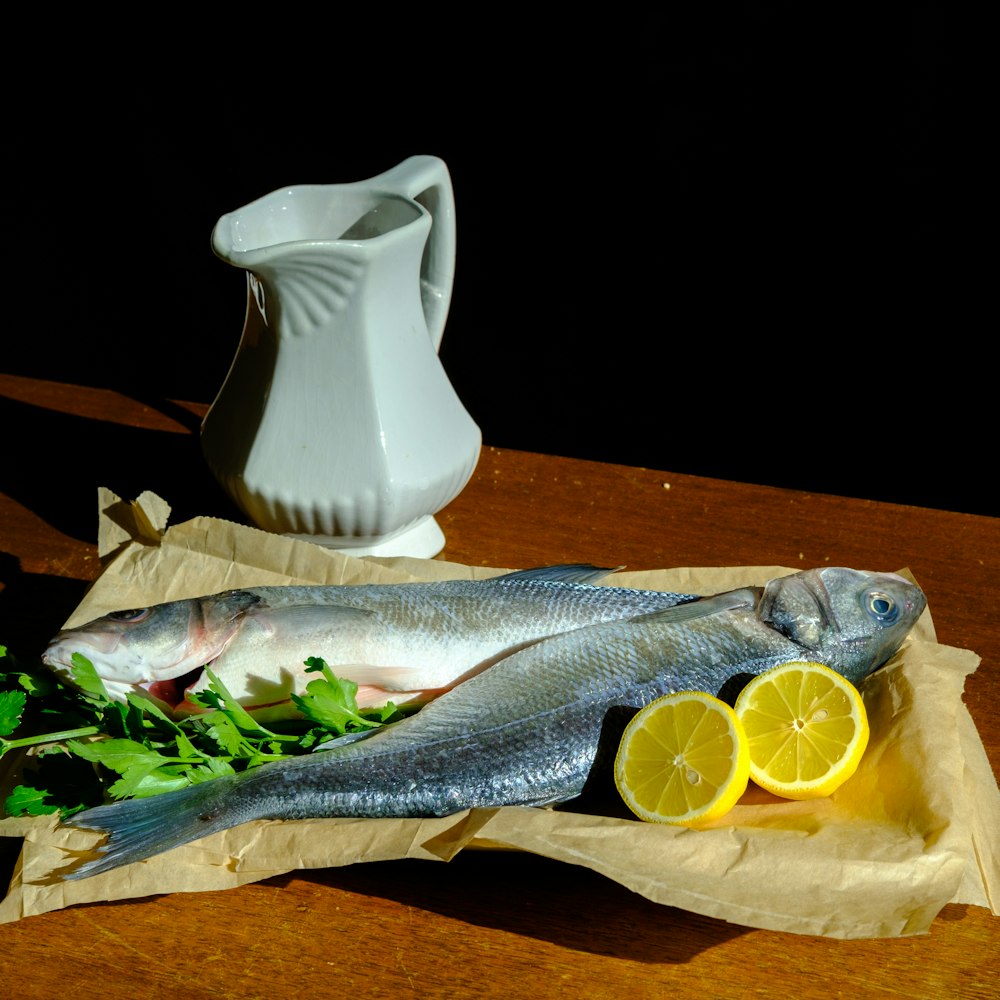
[614, 691, 750, 825]
[733, 661, 870, 800]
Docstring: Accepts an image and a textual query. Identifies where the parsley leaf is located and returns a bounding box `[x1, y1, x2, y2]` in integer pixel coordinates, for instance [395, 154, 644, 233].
[291, 657, 394, 731]
[0, 690, 26, 738]
[0, 645, 407, 819]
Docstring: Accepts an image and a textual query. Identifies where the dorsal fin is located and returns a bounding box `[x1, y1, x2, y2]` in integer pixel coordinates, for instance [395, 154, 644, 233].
[495, 564, 622, 585]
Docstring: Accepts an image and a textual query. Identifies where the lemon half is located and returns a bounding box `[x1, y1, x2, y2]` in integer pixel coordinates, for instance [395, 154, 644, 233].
[614, 691, 750, 826]
[734, 660, 870, 800]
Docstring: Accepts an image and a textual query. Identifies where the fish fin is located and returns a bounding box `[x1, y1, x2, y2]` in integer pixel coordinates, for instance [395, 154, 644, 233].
[57, 780, 235, 881]
[353, 682, 450, 709]
[626, 588, 760, 624]
[246, 604, 376, 627]
[333, 664, 438, 693]
[496, 564, 623, 584]
[311, 728, 383, 751]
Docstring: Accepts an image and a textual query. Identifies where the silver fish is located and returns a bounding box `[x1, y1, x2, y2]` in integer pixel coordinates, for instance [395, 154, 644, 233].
[61, 566, 925, 880]
[42, 565, 698, 716]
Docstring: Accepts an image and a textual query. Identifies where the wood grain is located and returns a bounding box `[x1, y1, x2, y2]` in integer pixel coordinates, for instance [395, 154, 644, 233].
[0, 374, 996, 999]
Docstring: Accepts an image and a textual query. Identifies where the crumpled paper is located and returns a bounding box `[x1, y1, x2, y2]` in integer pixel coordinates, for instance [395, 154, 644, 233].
[1, 488, 997, 937]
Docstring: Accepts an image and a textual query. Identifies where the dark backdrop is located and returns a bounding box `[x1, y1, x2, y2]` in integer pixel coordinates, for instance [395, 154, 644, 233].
[8, 7, 988, 516]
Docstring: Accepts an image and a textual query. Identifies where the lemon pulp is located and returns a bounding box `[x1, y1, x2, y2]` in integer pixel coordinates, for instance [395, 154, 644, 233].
[734, 660, 870, 800]
[614, 691, 750, 825]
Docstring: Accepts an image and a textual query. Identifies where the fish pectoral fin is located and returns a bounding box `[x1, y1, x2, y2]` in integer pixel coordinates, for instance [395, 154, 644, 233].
[327, 667, 452, 709]
[628, 587, 761, 624]
[247, 604, 377, 629]
[354, 683, 443, 709]
[335, 663, 432, 691]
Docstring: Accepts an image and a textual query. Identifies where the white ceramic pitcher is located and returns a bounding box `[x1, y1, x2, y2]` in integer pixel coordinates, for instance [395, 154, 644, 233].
[201, 155, 481, 558]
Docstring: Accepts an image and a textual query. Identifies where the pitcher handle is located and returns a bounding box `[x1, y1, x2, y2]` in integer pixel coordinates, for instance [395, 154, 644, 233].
[370, 155, 456, 352]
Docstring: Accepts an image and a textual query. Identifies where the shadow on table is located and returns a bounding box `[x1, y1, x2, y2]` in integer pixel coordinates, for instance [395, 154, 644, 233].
[266, 851, 750, 962]
[0, 392, 242, 544]
[0, 556, 90, 663]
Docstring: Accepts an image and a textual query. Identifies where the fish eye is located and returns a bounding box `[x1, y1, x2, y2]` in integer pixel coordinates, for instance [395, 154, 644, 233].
[863, 591, 899, 625]
[106, 608, 152, 623]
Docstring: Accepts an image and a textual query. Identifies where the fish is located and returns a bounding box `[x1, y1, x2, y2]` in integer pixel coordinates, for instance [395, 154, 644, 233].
[59, 566, 925, 880]
[42, 565, 699, 717]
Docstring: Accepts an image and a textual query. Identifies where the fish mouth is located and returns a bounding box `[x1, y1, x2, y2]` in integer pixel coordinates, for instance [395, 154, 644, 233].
[145, 666, 207, 712]
[42, 632, 124, 677]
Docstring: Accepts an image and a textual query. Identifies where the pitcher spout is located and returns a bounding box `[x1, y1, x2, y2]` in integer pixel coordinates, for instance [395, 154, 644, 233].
[212, 186, 425, 265]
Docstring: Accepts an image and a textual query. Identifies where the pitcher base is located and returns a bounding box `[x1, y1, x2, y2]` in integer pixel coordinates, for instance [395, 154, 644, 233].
[282, 515, 446, 559]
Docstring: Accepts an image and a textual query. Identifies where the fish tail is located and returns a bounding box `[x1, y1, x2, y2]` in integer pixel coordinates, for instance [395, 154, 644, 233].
[60, 779, 235, 880]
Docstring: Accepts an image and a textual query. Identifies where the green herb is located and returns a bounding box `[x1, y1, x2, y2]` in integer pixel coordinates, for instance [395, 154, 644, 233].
[292, 657, 396, 731]
[0, 644, 404, 819]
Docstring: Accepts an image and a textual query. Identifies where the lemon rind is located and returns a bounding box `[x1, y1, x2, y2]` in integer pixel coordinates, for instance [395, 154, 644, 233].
[614, 691, 750, 826]
[734, 661, 870, 801]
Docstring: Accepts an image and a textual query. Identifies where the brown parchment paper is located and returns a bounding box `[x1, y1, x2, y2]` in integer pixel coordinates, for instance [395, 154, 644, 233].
[1, 489, 997, 937]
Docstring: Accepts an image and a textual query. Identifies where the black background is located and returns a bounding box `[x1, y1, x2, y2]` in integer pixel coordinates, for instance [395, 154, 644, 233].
[7, 6, 988, 516]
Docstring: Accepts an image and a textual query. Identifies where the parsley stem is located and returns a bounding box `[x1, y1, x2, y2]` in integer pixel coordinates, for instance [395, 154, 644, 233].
[0, 725, 103, 758]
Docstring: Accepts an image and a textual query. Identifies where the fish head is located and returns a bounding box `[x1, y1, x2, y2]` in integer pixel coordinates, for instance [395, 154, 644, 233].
[41, 590, 263, 706]
[758, 567, 927, 686]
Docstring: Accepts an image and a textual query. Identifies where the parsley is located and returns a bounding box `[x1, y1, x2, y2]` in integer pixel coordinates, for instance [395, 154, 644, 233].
[0, 644, 404, 818]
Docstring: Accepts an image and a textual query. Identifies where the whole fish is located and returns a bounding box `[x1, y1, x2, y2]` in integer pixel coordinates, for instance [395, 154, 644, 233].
[42, 565, 698, 716]
[61, 566, 925, 880]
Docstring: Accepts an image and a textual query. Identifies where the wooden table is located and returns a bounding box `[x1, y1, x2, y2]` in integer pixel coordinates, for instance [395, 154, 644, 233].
[1, 373, 997, 999]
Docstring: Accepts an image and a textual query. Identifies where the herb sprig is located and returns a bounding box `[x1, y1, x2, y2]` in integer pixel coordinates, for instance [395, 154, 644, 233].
[0, 644, 403, 819]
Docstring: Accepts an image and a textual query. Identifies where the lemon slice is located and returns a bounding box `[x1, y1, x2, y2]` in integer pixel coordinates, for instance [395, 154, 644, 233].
[734, 661, 870, 800]
[614, 691, 750, 825]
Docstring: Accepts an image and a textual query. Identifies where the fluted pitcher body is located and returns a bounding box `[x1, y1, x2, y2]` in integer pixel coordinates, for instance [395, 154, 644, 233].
[202, 156, 481, 557]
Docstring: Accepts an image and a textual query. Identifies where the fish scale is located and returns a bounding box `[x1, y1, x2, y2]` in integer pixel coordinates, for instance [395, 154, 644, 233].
[57, 567, 926, 879]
